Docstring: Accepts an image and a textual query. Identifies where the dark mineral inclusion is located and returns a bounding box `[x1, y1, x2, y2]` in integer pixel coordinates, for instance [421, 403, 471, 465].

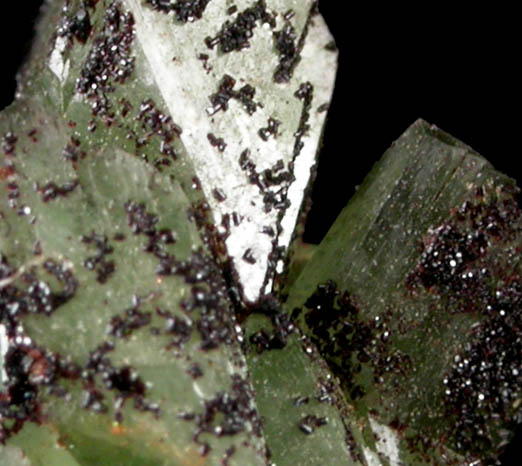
[285, 119, 522, 464]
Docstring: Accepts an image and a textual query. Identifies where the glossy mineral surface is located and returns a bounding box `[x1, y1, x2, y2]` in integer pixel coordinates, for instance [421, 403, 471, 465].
[286, 119, 522, 465]
[1, 1, 341, 465]
[2, 1, 521, 466]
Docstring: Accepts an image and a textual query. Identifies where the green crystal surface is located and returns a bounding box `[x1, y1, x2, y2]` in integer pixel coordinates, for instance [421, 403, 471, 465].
[1, 1, 522, 465]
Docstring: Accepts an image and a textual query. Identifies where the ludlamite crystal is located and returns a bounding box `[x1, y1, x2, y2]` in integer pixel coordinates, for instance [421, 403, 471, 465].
[0, 1, 339, 465]
[0, 1, 520, 466]
[285, 120, 522, 464]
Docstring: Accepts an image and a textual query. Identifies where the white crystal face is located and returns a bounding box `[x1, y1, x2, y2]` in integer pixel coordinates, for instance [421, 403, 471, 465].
[369, 416, 402, 466]
[0, 324, 8, 388]
[125, 0, 337, 301]
[49, 35, 70, 83]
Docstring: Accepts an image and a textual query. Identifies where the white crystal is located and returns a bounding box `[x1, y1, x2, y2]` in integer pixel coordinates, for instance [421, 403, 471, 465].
[49, 35, 70, 83]
[367, 416, 402, 466]
[0, 324, 8, 387]
[125, 0, 337, 301]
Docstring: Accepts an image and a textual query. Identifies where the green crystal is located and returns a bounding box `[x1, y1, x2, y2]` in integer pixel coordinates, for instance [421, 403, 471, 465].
[1, 1, 344, 465]
[0, 95, 267, 464]
[285, 119, 522, 464]
[2, 0, 522, 465]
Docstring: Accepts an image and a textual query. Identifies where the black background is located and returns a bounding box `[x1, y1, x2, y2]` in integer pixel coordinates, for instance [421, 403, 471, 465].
[309, 4, 520, 245]
[0, 1, 520, 463]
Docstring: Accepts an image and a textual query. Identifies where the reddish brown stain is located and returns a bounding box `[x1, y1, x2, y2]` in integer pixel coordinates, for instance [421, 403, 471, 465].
[0, 166, 15, 180]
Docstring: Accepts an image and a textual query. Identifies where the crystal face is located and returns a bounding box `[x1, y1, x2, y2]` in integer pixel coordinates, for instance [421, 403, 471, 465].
[1, 1, 339, 464]
[121, 0, 337, 302]
[3, 1, 521, 465]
